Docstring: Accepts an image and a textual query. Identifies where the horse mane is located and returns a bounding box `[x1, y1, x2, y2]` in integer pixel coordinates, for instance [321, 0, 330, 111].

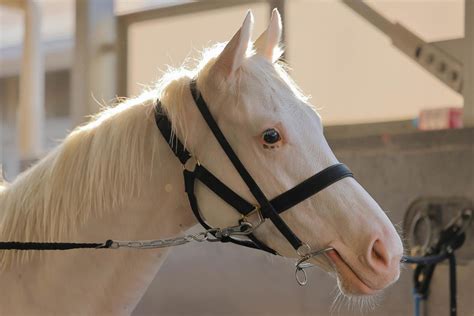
[0, 41, 233, 270]
[0, 93, 159, 267]
[0, 76, 194, 271]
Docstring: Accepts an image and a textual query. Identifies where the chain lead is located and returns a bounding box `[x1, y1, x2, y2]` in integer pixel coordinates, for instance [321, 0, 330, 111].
[106, 223, 334, 287]
[107, 225, 251, 250]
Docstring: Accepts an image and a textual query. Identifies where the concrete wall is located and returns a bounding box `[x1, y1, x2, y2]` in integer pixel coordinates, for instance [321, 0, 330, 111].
[133, 128, 473, 316]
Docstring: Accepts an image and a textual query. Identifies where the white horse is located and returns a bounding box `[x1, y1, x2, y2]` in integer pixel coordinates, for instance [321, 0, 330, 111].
[0, 10, 403, 315]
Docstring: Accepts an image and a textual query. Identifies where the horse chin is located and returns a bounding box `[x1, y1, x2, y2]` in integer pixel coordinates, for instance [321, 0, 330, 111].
[336, 275, 382, 297]
[327, 250, 383, 297]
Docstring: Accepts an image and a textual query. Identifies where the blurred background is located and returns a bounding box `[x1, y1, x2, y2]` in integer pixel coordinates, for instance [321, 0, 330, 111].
[0, 0, 472, 315]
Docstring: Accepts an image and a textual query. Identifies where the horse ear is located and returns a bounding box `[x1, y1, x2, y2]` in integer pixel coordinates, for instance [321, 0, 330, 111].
[254, 8, 282, 62]
[213, 10, 253, 78]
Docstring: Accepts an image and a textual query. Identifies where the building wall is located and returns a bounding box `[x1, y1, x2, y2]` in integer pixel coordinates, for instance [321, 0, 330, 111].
[287, 0, 463, 124]
[127, 2, 269, 96]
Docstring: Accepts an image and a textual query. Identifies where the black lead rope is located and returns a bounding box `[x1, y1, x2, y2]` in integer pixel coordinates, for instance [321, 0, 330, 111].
[0, 241, 113, 250]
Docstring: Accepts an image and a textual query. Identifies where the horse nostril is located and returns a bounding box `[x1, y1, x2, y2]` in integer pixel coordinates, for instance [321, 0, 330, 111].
[371, 239, 389, 267]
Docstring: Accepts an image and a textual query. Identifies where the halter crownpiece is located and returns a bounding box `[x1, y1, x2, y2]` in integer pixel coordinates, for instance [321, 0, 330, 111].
[155, 79, 354, 260]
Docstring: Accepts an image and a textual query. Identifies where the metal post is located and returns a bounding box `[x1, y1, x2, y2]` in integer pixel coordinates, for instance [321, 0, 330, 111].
[463, 0, 474, 127]
[341, 0, 463, 94]
[71, 0, 116, 126]
[17, 0, 44, 168]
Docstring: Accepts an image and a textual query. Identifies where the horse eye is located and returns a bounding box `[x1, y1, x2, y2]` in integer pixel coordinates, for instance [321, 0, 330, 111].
[262, 128, 281, 144]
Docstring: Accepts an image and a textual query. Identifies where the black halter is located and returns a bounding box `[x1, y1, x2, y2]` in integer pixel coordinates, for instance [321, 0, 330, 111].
[155, 79, 354, 255]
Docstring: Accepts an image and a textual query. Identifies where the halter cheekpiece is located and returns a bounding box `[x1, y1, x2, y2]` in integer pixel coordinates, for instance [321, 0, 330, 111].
[155, 79, 354, 256]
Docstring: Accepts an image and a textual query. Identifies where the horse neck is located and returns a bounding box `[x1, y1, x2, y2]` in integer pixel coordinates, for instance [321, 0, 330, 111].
[0, 112, 197, 315]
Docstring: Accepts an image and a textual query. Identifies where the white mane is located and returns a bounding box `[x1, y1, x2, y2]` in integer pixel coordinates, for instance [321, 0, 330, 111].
[0, 43, 302, 270]
[0, 94, 159, 267]
[0, 43, 216, 269]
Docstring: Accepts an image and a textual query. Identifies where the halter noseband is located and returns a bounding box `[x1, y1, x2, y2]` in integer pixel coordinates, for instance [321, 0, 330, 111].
[155, 79, 354, 256]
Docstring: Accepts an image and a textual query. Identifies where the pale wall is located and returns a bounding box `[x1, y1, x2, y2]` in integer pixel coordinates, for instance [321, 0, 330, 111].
[128, 3, 269, 96]
[128, 0, 463, 125]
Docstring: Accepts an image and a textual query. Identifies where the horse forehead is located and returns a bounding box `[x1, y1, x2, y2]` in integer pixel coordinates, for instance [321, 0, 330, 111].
[237, 81, 296, 119]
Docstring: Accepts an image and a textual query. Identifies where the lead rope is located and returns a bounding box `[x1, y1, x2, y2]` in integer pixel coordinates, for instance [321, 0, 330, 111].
[0, 218, 327, 286]
[1, 211, 470, 293]
[0, 224, 253, 251]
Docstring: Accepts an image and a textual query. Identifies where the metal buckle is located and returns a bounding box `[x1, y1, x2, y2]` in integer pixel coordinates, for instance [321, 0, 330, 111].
[216, 224, 252, 238]
[240, 205, 265, 231]
[212, 207, 265, 239]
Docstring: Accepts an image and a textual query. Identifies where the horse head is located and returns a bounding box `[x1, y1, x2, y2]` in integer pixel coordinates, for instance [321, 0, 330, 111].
[170, 10, 403, 296]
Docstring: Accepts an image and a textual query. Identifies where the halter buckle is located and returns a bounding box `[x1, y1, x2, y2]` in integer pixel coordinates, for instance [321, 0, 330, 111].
[240, 206, 265, 231]
[216, 224, 253, 237]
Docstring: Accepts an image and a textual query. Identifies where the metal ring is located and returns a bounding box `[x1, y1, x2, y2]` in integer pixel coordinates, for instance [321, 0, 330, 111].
[190, 232, 208, 242]
[240, 206, 265, 230]
[297, 243, 311, 257]
[408, 212, 433, 253]
[239, 222, 254, 234]
[295, 267, 308, 286]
